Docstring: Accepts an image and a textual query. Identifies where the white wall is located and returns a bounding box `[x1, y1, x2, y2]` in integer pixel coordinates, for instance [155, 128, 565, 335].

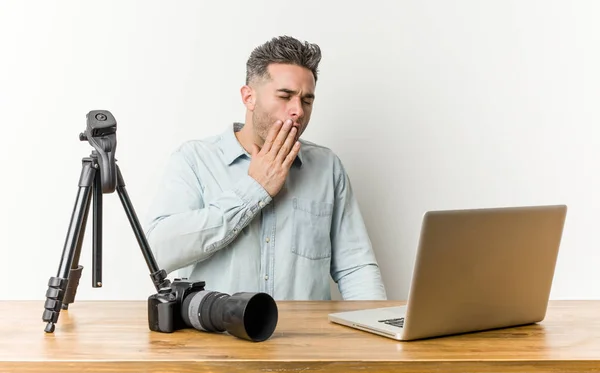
[1, 0, 598, 301]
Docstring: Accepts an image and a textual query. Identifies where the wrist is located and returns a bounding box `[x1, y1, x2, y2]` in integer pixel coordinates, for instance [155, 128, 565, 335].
[234, 174, 272, 208]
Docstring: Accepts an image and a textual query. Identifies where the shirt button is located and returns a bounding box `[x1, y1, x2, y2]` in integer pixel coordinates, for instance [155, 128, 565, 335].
[265, 237, 270, 243]
[259, 201, 265, 208]
[264, 275, 269, 280]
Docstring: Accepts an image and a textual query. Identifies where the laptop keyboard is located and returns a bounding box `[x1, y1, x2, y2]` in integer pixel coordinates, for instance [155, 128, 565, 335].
[378, 317, 404, 328]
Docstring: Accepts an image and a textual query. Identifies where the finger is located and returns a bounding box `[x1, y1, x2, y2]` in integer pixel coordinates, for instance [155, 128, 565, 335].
[276, 126, 297, 162]
[282, 141, 301, 168]
[261, 120, 283, 153]
[269, 119, 293, 155]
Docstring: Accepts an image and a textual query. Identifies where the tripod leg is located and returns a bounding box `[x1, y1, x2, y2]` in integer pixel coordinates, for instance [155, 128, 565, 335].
[43, 159, 96, 333]
[60, 187, 91, 310]
[114, 165, 169, 290]
[92, 164, 103, 288]
[63, 156, 105, 308]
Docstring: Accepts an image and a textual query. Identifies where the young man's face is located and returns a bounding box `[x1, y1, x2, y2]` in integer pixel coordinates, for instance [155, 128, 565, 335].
[250, 63, 316, 146]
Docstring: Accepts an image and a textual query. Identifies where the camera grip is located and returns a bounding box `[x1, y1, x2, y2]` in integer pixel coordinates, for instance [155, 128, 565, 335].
[148, 296, 176, 333]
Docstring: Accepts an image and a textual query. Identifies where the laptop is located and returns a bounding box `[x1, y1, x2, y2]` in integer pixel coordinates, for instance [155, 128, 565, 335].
[328, 204, 567, 341]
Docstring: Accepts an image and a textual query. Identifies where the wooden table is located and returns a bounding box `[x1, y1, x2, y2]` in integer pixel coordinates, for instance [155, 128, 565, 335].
[1, 300, 599, 372]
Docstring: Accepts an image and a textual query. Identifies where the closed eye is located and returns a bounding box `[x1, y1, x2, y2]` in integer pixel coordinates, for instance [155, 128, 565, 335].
[277, 89, 315, 104]
[279, 96, 312, 105]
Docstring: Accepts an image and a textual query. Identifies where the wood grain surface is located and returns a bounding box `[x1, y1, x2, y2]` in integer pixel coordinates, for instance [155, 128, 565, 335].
[1, 300, 599, 372]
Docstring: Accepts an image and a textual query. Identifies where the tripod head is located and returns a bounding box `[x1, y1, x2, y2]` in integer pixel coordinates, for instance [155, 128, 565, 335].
[79, 110, 117, 193]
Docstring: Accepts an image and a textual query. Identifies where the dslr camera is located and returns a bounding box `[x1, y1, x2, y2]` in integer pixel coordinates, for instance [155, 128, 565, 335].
[148, 278, 278, 342]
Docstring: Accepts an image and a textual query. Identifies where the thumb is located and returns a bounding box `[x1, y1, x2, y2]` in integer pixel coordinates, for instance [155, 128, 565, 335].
[250, 143, 261, 157]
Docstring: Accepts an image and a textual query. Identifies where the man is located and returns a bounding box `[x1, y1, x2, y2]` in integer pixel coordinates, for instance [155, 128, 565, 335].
[144, 36, 387, 300]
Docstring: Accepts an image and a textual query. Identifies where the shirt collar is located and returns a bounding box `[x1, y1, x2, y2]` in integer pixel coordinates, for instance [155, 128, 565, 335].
[221, 122, 303, 168]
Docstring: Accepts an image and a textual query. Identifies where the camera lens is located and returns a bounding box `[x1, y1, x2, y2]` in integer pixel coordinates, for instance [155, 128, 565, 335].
[181, 290, 278, 342]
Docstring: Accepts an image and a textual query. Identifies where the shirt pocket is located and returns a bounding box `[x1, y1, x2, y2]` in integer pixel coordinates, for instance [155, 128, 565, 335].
[291, 197, 333, 260]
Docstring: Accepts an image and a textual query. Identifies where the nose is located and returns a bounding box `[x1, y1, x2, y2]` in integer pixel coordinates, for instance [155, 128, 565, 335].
[288, 98, 304, 122]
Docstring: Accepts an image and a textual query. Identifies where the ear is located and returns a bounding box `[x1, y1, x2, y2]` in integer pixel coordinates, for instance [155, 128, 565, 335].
[240, 85, 256, 111]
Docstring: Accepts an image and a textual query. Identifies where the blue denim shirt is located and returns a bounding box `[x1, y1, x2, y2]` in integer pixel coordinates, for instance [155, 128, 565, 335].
[144, 123, 387, 300]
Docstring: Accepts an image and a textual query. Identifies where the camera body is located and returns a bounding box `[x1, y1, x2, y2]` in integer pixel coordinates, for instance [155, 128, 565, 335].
[147, 278, 205, 333]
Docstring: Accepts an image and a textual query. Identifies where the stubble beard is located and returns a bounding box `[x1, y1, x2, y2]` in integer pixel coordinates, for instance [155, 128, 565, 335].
[251, 106, 273, 147]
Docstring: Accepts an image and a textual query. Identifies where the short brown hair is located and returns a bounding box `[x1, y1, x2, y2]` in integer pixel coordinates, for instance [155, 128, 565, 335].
[245, 35, 322, 85]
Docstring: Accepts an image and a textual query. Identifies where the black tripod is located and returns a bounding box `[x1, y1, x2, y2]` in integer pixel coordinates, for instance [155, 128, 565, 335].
[42, 110, 170, 333]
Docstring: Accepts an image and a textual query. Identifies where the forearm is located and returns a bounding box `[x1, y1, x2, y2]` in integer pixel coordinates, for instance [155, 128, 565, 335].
[146, 174, 270, 274]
